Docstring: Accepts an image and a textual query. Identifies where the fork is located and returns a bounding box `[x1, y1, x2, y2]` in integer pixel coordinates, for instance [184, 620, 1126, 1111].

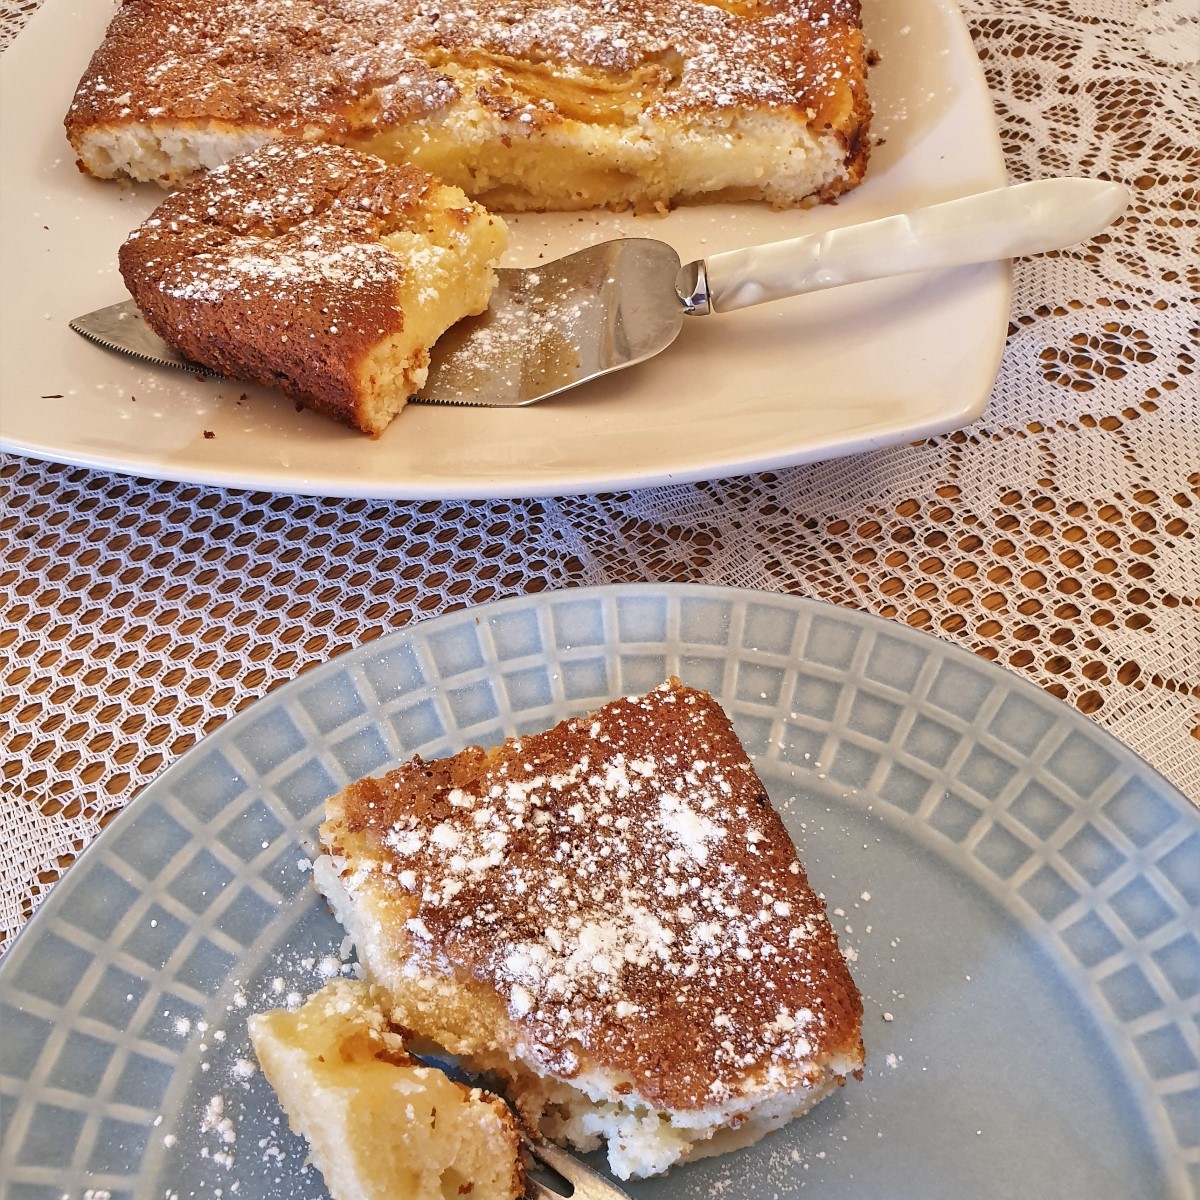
[524, 1135, 635, 1200]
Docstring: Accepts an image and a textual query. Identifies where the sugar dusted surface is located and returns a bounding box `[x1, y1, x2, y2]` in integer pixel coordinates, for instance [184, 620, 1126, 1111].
[328, 679, 864, 1110]
[67, 0, 867, 134]
[116, 138, 503, 433]
[119, 140, 430, 342]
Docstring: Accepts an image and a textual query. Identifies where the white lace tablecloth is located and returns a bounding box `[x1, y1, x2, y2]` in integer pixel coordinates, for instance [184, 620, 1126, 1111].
[2, 0, 1197, 952]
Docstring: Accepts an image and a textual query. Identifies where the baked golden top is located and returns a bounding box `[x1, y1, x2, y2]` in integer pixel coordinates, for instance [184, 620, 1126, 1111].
[119, 139, 443, 356]
[67, 0, 866, 139]
[323, 679, 863, 1111]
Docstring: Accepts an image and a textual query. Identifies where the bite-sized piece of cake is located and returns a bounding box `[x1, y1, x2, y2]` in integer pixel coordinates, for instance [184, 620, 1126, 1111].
[117, 139, 507, 435]
[66, 0, 871, 210]
[247, 979, 526, 1200]
[315, 678, 864, 1180]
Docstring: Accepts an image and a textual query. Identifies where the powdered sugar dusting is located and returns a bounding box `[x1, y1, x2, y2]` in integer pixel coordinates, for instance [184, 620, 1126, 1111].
[120, 141, 424, 326]
[152, 926, 361, 1195]
[659, 789, 725, 866]
[332, 678, 862, 1108]
[161, 239, 401, 303]
[70, 0, 866, 136]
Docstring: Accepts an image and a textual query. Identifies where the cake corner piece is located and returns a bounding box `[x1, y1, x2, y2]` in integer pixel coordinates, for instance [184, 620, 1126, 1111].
[316, 677, 864, 1179]
[117, 139, 507, 436]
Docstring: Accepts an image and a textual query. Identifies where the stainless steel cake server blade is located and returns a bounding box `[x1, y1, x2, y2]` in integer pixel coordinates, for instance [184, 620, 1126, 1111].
[69, 301, 224, 377]
[70, 179, 1128, 409]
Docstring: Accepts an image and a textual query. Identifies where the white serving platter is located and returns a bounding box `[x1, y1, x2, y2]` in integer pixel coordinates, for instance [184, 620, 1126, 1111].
[0, 0, 1008, 499]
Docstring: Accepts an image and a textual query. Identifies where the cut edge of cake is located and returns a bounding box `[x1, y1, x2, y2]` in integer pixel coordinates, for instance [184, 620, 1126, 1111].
[65, 0, 872, 210]
[247, 978, 526, 1200]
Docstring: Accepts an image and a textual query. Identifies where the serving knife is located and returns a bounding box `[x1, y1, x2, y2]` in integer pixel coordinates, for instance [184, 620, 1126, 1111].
[70, 178, 1128, 408]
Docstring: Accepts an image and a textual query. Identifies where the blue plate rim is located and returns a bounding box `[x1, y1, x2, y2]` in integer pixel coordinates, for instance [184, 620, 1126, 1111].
[1, 583, 1195, 1198]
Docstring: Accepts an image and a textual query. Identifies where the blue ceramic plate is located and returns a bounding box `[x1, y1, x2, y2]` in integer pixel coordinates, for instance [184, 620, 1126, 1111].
[1, 585, 1196, 1199]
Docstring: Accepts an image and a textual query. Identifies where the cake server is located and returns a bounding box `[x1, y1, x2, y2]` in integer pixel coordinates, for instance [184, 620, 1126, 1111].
[70, 178, 1127, 408]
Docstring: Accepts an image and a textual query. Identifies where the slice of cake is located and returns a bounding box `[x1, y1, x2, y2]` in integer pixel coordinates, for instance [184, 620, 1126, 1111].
[117, 139, 507, 435]
[247, 978, 526, 1200]
[66, 0, 871, 210]
[315, 678, 864, 1180]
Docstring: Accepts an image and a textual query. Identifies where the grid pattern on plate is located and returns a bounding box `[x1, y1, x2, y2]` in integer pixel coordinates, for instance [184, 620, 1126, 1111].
[0, 587, 1195, 1198]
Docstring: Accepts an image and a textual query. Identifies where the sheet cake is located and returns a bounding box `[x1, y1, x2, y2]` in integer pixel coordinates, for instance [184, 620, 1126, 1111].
[66, 0, 871, 210]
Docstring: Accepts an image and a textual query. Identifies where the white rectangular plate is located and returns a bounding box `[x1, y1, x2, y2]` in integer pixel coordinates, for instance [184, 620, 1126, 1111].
[0, 0, 1007, 499]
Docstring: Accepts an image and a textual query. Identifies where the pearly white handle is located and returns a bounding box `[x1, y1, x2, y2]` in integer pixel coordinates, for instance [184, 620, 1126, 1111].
[701, 179, 1129, 314]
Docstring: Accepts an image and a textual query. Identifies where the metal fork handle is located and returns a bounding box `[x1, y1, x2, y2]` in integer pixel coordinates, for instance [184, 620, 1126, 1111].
[527, 1180, 575, 1200]
[523, 1134, 635, 1200]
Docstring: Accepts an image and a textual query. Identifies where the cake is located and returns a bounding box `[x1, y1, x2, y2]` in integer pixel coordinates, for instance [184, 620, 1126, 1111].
[116, 139, 507, 435]
[248, 978, 526, 1200]
[315, 678, 864, 1179]
[66, 0, 871, 210]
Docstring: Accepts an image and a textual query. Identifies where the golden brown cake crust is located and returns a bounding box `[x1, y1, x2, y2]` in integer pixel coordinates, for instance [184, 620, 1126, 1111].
[65, 0, 455, 143]
[67, 0, 870, 196]
[117, 139, 473, 432]
[322, 679, 864, 1112]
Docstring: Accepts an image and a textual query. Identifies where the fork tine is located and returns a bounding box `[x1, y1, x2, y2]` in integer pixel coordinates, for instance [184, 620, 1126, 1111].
[523, 1135, 635, 1200]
